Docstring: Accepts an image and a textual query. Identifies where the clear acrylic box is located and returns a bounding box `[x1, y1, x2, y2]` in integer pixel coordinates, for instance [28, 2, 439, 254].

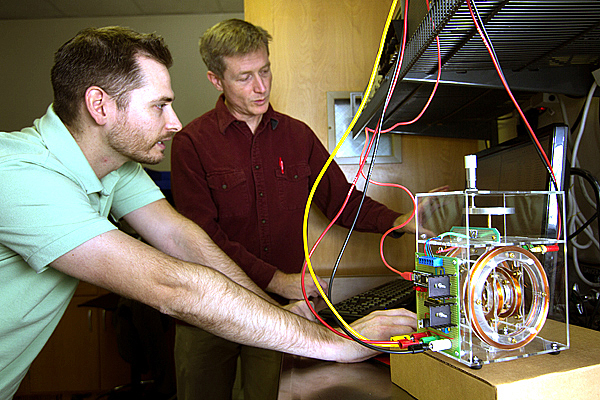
[413, 189, 568, 368]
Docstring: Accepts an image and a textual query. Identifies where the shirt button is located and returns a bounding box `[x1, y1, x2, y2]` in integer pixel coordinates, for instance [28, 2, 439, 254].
[261, 219, 266, 224]
[294, 174, 299, 179]
[264, 247, 269, 252]
[222, 184, 227, 189]
[259, 192, 264, 197]
[255, 165, 260, 170]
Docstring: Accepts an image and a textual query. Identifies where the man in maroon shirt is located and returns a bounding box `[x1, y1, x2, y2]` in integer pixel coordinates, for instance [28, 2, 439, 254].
[171, 19, 416, 400]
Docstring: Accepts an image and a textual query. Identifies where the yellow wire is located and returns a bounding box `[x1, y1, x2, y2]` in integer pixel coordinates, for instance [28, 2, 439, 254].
[302, 0, 400, 342]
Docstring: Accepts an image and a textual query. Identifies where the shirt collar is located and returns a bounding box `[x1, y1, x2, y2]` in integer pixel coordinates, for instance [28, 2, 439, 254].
[215, 94, 279, 135]
[36, 105, 119, 195]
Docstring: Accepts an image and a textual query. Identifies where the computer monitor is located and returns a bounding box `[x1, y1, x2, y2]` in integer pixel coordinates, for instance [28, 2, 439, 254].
[475, 123, 569, 239]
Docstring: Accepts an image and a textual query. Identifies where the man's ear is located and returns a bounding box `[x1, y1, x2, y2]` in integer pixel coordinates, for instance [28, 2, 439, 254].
[207, 71, 224, 92]
[84, 86, 111, 125]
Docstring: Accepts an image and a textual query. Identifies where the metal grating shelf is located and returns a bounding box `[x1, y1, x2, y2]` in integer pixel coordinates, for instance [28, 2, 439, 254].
[353, 0, 600, 142]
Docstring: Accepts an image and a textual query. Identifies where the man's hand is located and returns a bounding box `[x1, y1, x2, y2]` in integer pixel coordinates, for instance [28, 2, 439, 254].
[394, 185, 449, 237]
[283, 299, 318, 321]
[335, 308, 418, 363]
[266, 269, 329, 300]
[351, 308, 417, 338]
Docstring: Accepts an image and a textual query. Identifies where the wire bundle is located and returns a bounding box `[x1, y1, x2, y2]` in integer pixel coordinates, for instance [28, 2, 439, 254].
[300, 0, 589, 353]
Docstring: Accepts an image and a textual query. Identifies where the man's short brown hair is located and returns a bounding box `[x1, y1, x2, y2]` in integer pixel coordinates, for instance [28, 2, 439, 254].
[51, 26, 173, 126]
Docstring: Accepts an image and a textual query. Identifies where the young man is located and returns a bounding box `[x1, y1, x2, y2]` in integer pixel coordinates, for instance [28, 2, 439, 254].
[0, 26, 417, 399]
[171, 19, 417, 400]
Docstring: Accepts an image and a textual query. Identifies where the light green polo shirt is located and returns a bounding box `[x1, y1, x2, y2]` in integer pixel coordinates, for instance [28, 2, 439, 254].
[0, 105, 165, 398]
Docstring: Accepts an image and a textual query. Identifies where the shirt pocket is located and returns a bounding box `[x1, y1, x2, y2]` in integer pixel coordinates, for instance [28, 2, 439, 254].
[275, 163, 311, 211]
[206, 170, 251, 218]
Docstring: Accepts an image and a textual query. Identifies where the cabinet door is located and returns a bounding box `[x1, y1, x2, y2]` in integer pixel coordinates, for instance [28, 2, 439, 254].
[98, 308, 131, 390]
[28, 295, 101, 392]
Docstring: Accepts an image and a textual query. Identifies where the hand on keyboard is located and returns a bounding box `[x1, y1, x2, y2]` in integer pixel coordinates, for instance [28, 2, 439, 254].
[351, 307, 418, 338]
[318, 278, 415, 323]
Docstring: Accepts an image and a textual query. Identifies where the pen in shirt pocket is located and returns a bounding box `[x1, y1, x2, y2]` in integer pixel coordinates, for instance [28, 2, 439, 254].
[279, 157, 285, 174]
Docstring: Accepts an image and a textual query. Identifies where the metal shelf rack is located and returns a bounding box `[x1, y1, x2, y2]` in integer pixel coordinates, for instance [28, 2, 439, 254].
[353, 0, 600, 143]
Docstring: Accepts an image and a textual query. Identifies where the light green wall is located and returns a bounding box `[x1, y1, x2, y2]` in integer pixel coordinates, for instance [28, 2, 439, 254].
[0, 13, 243, 170]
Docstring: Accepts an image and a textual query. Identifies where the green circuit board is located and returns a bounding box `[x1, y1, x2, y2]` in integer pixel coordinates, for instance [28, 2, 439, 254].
[414, 252, 461, 359]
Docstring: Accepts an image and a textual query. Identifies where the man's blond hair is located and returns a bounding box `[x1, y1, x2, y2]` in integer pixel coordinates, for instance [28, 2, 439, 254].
[199, 19, 272, 78]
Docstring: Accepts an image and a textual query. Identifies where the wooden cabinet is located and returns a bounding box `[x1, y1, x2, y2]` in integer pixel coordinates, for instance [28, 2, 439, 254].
[15, 282, 131, 396]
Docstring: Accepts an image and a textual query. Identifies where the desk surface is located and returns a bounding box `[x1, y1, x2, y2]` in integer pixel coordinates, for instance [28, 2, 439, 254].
[277, 275, 415, 400]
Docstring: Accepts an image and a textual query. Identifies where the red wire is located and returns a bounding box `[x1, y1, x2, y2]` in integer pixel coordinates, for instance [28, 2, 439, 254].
[361, 0, 440, 274]
[300, 0, 440, 342]
[466, 0, 562, 239]
[301, 0, 439, 326]
[357, 128, 416, 278]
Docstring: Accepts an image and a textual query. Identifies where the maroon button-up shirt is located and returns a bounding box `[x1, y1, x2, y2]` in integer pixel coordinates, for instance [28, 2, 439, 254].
[171, 95, 401, 290]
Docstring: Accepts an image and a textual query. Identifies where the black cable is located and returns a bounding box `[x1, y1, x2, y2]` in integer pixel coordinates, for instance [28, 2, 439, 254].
[324, 143, 426, 351]
[325, 5, 419, 354]
[328, 131, 381, 298]
[569, 103, 585, 140]
[326, 139, 429, 355]
[569, 214, 599, 241]
[333, 313, 428, 354]
[568, 168, 600, 242]
[327, 2, 407, 299]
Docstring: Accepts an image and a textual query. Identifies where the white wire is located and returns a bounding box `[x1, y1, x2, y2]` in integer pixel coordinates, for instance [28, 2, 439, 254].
[568, 81, 600, 287]
[569, 81, 599, 249]
[571, 82, 597, 169]
[572, 246, 600, 287]
[572, 158, 598, 211]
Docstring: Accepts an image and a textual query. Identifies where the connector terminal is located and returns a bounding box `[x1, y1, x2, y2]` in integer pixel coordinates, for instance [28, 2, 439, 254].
[420, 335, 441, 344]
[418, 256, 443, 267]
[429, 338, 452, 352]
[412, 270, 429, 292]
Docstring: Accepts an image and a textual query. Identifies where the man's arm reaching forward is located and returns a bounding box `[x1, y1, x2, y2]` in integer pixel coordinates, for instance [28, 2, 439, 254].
[50, 199, 417, 362]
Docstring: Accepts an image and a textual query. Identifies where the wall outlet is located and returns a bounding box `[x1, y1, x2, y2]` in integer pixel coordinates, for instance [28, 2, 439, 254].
[528, 92, 559, 109]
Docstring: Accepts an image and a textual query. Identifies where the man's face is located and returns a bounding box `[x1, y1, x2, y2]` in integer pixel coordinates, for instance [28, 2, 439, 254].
[210, 46, 272, 123]
[108, 55, 182, 165]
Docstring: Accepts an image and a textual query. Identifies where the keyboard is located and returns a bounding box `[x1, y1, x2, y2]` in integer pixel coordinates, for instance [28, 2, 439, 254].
[318, 278, 415, 324]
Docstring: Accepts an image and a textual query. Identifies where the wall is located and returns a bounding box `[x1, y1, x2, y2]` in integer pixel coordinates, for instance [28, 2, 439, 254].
[245, 0, 480, 276]
[0, 12, 242, 171]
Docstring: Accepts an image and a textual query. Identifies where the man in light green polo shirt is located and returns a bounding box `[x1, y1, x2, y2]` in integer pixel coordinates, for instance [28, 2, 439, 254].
[0, 103, 165, 396]
[0, 26, 417, 399]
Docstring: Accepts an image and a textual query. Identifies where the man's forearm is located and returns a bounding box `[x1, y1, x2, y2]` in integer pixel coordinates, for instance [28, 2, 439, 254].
[169, 220, 277, 304]
[154, 254, 405, 363]
[51, 229, 372, 362]
[124, 199, 276, 304]
[168, 260, 338, 359]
